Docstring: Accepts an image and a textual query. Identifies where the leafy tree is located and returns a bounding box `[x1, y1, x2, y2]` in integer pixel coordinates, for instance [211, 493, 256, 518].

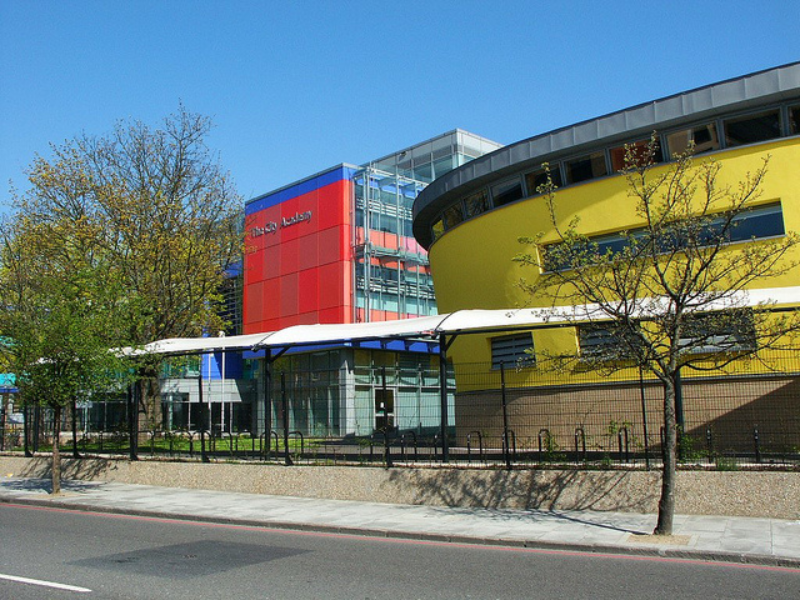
[12, 105, 243, 427]
[515, 137, 800, 535]
[0, 219, 131, 494]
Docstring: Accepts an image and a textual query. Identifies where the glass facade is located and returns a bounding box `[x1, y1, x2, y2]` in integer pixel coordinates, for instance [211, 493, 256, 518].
[369, 130, 502, 184]
[263, 348, 454, 437]
[353, 131, 502, 321]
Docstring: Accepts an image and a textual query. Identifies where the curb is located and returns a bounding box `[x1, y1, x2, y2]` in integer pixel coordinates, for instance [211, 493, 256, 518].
[3, 494, 799, 570]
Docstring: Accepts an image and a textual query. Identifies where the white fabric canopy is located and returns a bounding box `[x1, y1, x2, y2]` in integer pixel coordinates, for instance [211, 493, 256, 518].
[129, 286, 800, 357]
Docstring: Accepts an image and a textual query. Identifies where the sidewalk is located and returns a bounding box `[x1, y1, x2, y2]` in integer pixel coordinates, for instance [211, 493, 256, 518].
[1, 475, 798, 568]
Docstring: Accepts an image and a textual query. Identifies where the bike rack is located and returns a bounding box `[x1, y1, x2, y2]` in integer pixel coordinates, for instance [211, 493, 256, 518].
[502, 429, 517, 465]
[618, 426, 630, 463]
[466, 430, 484, 463]
[400, 431, 418, 462]
[574, 427, 587, 461]
[288, 430, 304, 459]
[538, 428, 553, 458]
[706, 427, 714, 464]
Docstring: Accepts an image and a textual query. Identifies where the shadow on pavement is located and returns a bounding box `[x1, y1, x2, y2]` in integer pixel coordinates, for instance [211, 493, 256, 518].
[0, 477, 105, 495]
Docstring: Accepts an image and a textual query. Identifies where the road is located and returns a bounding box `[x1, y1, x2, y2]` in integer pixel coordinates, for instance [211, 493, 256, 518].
[0, 503, 797, 599]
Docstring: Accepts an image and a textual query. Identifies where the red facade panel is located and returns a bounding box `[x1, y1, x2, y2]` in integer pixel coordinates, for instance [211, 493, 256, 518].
[298, 268, 320, 315]
[243, 176, 353, 334]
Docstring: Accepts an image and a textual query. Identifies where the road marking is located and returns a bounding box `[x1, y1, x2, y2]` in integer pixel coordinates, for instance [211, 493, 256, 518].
[0, 573, 92, 593]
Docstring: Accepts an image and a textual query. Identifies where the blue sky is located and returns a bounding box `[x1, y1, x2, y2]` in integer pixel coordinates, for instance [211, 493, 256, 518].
[1, 1, 798, 208]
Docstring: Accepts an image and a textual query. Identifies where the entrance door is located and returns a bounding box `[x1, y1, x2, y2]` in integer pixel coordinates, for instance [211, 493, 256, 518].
[374, 389, 395, 433]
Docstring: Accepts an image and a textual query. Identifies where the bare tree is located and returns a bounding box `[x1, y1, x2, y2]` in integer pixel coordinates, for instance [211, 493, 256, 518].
[515, 137, 800, 534]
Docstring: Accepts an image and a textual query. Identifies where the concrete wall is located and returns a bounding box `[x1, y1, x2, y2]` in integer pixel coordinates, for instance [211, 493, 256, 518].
[1, 455, 797, 520]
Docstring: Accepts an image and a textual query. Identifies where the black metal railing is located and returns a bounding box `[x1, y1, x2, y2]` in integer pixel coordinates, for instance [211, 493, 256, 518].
[2, 351, 799, 470]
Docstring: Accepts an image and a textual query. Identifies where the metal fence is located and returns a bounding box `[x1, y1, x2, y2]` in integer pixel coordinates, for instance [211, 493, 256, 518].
[2, 351, 799, 469]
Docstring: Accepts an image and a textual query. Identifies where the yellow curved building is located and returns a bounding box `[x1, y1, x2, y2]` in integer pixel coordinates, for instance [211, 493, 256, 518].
[413, 63, 800, 455]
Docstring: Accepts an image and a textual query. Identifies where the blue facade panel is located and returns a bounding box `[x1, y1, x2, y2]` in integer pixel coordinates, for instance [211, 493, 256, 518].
[245, 165, 357, 216]
[201, 352, 244, 380]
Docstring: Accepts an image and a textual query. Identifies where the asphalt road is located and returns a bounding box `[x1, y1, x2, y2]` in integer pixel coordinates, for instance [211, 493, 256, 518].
[0, 503, 797, 600]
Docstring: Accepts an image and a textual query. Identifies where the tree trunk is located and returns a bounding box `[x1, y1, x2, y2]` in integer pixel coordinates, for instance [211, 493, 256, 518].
[654, 377, 677, 535]
[137, 367, 161, 432]
[51, 404, 62, 495]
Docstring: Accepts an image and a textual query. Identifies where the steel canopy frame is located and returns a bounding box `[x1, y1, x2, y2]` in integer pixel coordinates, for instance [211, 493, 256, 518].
[130, 286, 800, 462]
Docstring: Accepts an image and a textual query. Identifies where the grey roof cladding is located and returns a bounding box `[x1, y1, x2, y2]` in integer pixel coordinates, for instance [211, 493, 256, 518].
[412, 62, 800, 249]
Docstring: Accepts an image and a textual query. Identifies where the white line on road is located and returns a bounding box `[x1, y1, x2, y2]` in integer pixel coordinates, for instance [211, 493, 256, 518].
[0, 573, 92, 593]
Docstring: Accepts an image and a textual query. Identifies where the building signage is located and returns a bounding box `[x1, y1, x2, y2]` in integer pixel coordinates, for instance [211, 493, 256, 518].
[250, 210, 312, 237]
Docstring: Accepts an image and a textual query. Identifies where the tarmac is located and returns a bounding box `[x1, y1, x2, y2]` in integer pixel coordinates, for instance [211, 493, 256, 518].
[1, 475, 798, 568]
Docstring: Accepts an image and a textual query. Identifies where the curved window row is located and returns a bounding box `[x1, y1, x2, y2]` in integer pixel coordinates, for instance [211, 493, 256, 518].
[577, 309, 756, 361]
[541, 202, 785, 272]
[430, 103, 800, 244]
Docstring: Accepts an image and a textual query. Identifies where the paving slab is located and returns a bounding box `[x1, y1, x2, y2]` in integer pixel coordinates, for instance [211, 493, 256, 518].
[0, 475, 797, 568]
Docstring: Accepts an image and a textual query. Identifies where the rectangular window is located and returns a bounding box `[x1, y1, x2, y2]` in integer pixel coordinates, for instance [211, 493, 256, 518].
[666, 123, 720, 156]
[728, 202, 785, 242]
[678, 311, 756, 355]
[442, 203, 465, 230]
[609, 139, 664, 172]
[413, 161, 433, 182]
[789, 105, 800, 135]
[525, 165, 562, 195]
[697, 202, 785, 246]
[433, 156, 455, 179]
[542, 203, 784, 272]
[370, 212, 399, 234]
[724, 109, 781, 147]
[463, 189, 489, 218]
[491, 333, 534, 369]
[579, 324, 642, 362]
[491, 178, 524, 207]
[374, 388, 395, 432]
[431, 219, 445, 242]
[565, 151, 608, 184]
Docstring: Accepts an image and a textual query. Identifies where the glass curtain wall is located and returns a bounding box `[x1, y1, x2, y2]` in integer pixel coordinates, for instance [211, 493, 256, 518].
[352, 131, 503, 322]
[353, 168, 433, 320]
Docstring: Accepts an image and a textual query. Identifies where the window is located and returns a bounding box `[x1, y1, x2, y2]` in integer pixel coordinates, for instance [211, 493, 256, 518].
[441, 203, 464, 230]
[525, 165, 562, 195]
[565, 151, 608, 184]
[579, 324, 642, 361]
[433, 156, 455, 179]
[666, 123, 720, 156]
[789, 105, 800, 135]
[727, 202, 785, 242]
[431, 219, 445, 242]
[609, 138, 664, 172]
[491, 333, 534, 369]
[414, 161, 433, 182]
[724, 110, 781, 147]
[374, 388, 395, 432]
[543, 202, 784, 272]
[678, 310, 756, 355]
[693, 203, 785, 247]
[491, 178, 524, 207]
[463, 189, 489, 218]
[369, 211, 399, 234]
